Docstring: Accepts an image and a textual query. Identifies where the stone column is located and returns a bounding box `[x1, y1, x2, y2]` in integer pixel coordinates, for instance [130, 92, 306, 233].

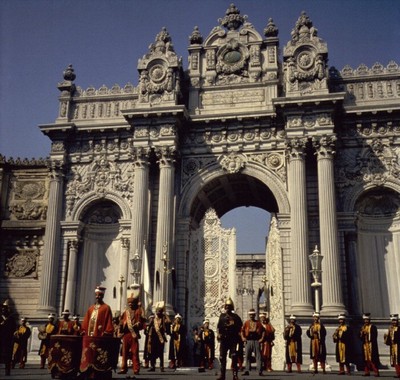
[286, 138, 313, 314]
[120, 238, 130, 311]
[154, 147, 175, 314]
[64, 239, 79, 312]
[345, 232, 360, 315]
[313, 135, 345, 315]
[129, 147, 150, 285]
[37, 161, 64, 316]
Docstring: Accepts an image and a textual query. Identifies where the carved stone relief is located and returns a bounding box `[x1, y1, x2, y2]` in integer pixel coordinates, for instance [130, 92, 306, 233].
[65, 157, 134, 216]
[8, 180, 48, 221]
[265, 216, 286, 369]
[283, 12, 328, 96]
[188, 208, 236, 330]
[3, 236, 42, 278]
[5, 249, 39, 278]
[218, 152, 247, 174]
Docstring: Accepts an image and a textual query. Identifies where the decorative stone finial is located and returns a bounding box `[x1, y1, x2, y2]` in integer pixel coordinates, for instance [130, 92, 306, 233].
[63, 64, 76, 82]
[219, 3, 247, 31]
[264, 18, 278, 38]
[58, 64, 76, 93]
[149, 27, 175, 54]
[189, 26, 203, 45]
[291, 11, 317, 42]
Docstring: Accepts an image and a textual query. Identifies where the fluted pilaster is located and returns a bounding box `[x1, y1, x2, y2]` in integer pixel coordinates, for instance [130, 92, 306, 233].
[37, 161, 64, 316]
[154, 147, 176, 313]
[120, 238, 130, 311]
[129, 147, 150, 285]
[286, 138, 313, 314]
[313, 135, 345, 315]
[64, 239, 79, 312]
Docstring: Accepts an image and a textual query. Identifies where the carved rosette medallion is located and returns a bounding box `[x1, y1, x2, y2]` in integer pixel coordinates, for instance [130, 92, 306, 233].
[5, 249, 39, 278]
[265, 153, 283, 170]
[216, 39, 249, 77]
[204, 257, 219, 278]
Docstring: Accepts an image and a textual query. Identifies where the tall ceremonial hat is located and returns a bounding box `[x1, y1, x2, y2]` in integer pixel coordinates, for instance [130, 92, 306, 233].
[175, 313, 182, 320]
[390, 313, 399, 321]
[95, 285, 106, 294]
[225, 296, 234, 309]
[289, 314, 296, 320]
[128, 283, 140, 302]
[155, 301, 165, 311]
[337, 313, 346, 320]
[62, 309, 70, 316]
[362, 312, 371, 320]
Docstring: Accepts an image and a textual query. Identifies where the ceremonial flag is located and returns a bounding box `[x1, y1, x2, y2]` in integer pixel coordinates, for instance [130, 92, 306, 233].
[141, 245, 152, 313]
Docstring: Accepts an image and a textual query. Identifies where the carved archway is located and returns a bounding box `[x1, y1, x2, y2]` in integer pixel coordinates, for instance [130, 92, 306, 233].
[75, 200, 125, 315]
[352, 188, 400, 317]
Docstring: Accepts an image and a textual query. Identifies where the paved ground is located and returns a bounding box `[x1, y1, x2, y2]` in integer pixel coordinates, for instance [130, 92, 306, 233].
[2, 364, 398, 380]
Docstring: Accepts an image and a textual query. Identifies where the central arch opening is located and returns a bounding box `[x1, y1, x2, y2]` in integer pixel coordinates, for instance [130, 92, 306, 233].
[221, 206, 271, 253]
[190, 173, 279, 225]
[186, 172, 279, 331]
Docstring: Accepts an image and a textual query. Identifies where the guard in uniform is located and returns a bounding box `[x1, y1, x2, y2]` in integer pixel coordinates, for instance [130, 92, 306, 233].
[333, 313, 353, 375]
[384, 314, 400, 378]
[217, 297, 243, 380]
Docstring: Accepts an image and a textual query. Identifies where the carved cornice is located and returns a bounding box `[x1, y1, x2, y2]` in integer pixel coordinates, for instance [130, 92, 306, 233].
[339, 61, 400, 78]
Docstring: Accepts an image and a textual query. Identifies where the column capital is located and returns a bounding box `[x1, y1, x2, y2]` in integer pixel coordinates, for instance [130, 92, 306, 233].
[155, 146, 178, 167]
[46, 159, 65, 180]
[285, 137, 308, 160]
[121, 237, 130, 249]
[68, 239, 79, 250]
[312, 134, 337, 159]
[132, 147, 151, 168]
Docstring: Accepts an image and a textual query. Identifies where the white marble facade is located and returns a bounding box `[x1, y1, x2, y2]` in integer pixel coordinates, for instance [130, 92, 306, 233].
[1, 7, 400, 369]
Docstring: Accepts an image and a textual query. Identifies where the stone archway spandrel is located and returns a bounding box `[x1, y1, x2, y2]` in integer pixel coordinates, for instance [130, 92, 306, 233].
[178, 159, 289, 218]
[343, 178, 400, 212]
[69, 190, 132, 222]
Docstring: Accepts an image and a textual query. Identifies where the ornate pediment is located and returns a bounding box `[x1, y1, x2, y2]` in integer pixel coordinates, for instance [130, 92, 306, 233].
[137, 28, 183, 105]
[283, 12, 329, 96]
[187, 4, 279, 118]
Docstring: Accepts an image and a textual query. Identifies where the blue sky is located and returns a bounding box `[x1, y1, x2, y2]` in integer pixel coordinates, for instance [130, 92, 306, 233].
[1, 0, 399, 252]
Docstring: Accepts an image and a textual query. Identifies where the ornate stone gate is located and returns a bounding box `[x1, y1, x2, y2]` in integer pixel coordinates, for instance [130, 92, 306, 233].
[1, 9, 400, 368]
